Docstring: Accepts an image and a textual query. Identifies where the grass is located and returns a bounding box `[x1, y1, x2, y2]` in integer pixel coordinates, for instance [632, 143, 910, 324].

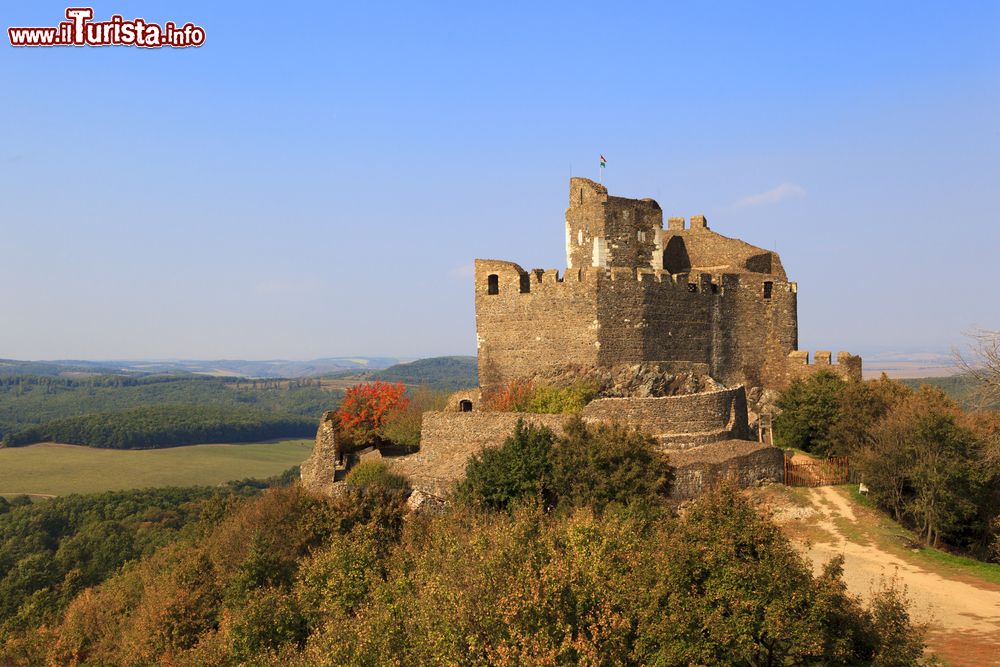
[0, 439, 313, 497]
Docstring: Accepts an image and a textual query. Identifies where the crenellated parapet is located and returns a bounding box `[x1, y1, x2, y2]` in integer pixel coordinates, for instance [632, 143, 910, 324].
[784, 350, 862, 385]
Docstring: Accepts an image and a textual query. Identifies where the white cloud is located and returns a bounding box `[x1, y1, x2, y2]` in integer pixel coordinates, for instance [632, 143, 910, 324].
[734, 183, 806, 208]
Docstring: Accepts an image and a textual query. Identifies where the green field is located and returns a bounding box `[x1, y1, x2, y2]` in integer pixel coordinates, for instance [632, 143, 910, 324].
[0, 439, 312, 497]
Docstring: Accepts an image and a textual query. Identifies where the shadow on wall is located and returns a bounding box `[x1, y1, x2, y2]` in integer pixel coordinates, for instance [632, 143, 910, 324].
[664, 236, 691, 274]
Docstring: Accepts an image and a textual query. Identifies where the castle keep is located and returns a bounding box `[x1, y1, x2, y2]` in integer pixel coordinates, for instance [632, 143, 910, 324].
[476, 177, 857, 396]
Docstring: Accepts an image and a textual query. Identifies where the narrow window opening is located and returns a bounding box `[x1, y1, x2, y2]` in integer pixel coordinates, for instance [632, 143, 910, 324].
[687, 283, 697, 293]
[487, 274, 499, 295]
[763, 281, 773, 299]
[459, 400, 473, 412]
[710, 284, 719, 294]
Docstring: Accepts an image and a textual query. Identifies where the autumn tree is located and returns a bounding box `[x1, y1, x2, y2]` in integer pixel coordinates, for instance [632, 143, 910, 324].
[334, 381, 410, 447]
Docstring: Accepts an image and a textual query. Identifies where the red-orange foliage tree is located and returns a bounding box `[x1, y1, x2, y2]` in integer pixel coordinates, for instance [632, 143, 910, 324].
[335, 381, 410, 446]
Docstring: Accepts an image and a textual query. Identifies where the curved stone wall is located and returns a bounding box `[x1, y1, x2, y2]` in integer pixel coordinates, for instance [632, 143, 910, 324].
[578, 385, 750, 448]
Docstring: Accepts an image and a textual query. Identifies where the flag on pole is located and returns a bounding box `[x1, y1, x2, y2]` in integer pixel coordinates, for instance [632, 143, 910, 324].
[600, 154, 607, 168]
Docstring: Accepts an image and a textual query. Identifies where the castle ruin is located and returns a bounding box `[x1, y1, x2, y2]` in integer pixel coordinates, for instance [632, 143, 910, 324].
[302, 178, 862, 502]
[476, 177, 859, 397]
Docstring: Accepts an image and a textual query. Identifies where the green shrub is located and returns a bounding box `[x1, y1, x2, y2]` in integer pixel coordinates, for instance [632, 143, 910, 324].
[344, 462, 410, 497]
[550, 415, 671, 512]
[524, 382, 598, 414]
[229, 587, 307, 661]
[457, 419, 555, 511]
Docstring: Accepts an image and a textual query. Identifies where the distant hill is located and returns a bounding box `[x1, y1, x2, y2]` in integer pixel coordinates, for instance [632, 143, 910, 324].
[371, 356, 478, 392]
[0, 357, 403, 379]
[0, 359, 121, 377]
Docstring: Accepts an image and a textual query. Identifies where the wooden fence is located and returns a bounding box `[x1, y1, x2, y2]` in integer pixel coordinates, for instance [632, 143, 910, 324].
[784, 456, 849, 487]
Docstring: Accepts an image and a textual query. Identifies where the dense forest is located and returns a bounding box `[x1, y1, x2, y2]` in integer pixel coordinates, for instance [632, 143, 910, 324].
[0, 356, 478, 447]
[0, 422, 924, 665]
[0, 374, 339, 447]
[3, 405, 316, 448]
[0, 471, 297, 644]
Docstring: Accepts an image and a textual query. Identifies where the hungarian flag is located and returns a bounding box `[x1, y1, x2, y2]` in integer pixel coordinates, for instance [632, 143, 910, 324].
[600, 155, 607, 168]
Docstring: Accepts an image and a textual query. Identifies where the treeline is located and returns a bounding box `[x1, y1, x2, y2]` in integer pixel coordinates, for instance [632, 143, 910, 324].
[0, 373, 340, 441]
[0, 473, 298, 642]
[1, 420, 926, 665]
[3, 405, 316, 448]
[776, 371, 1000, 561]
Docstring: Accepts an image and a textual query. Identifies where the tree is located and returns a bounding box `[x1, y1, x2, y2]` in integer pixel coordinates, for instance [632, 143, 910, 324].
[773, 371, 846, 455]
[549, 416, 671, 512]
[829, 374, 911, 456]
[334, 381, 410, 447]
[956, 328, 1000, 408]
[856, 387, 981, 548]
[457, 419, 554, 511]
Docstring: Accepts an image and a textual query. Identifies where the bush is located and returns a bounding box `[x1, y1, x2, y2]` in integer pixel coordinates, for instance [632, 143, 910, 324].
[550, 415, 671, 512]
[482, 378, 534, 412]
[524, 382, 598, 414]
[774, 371, 846, 455]
[458, 417, 671, 514]
[484, 380, 598, 414]
[343, 461, 410, 497]
[457, 420, 554, 511]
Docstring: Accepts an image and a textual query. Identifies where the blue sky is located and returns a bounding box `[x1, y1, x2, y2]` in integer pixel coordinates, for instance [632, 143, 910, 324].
[2, 1, 998, 360]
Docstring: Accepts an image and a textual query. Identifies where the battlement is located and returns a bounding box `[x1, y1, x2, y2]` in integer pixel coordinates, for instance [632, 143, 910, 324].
[784, 350, 862, 384]
[475, 259, 796, 299]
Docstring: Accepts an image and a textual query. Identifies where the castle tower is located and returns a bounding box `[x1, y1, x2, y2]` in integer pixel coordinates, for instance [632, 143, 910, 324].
[565, 177, 664, 270]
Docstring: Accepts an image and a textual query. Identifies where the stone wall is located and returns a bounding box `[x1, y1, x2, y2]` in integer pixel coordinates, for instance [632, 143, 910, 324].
[565, 178, 664, 270]
[475, 259, 599, 396]
[299, 411, 341, 496]
[386, 412, 568, 497]
[578, 386, 750, 447]
[666, 440, 784, 500]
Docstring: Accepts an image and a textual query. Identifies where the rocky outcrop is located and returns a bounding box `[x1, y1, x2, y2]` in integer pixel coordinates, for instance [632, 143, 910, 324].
[520, 362, 724, 398]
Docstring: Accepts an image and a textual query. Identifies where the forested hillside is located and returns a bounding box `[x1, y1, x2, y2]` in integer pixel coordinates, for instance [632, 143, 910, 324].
[0, 375, 338, 445]
[3, 405, 315, 449]
[369, 356, 477, 391]
[0, 422, 924, 665]
[0, 472, 296, 642]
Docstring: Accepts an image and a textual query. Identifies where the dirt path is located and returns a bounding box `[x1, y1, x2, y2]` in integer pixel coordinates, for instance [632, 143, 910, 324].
[800, 486, 1000, 666]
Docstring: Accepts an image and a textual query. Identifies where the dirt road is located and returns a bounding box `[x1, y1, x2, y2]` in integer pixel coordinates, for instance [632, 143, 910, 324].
[798, 486, 1000, 666]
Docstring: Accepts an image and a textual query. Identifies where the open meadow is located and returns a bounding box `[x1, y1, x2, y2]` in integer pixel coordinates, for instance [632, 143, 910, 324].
[0, 439, 312, 497]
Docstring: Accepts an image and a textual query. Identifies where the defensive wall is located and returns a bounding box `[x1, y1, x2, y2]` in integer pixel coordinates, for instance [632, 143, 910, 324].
[475, 260, 798, 396]
[666, 440, 784, 500]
